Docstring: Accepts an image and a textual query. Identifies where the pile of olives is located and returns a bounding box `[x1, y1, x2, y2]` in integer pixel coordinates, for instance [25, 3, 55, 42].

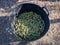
[14, 12, 45, 40]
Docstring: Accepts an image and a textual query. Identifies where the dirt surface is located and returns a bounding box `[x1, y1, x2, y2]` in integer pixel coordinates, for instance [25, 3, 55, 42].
[0, 0, 60, 45]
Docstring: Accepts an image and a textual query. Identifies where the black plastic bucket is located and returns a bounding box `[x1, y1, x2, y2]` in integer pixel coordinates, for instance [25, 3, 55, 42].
[16, 3, 50, 41]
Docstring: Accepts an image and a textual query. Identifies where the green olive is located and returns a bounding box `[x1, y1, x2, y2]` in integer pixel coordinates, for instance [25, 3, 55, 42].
[14, 12, 45, 40]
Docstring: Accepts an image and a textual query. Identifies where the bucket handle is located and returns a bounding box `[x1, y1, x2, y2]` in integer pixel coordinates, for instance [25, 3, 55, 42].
[42, 7, 49, 16]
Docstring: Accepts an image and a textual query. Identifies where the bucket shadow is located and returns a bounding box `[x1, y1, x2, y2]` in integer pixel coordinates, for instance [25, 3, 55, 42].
[50, 19, 60, 24]
[0, 15, 30, 45]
